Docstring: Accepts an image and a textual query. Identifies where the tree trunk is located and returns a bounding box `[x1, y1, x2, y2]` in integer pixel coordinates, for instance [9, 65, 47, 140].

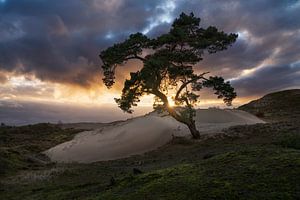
[167, 106, 201, 139]
[165, 106, 201, 139]
[187, 121, 200, 139]
[151, 89, 201, 139]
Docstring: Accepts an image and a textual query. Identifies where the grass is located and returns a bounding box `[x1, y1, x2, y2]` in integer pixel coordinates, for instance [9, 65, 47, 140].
[239, 89, 300, 122]
[0, 123, 83, 177]
[275, 133, 300, 150]
[0, 121, 299, 199]
[98, 147, 300, 200]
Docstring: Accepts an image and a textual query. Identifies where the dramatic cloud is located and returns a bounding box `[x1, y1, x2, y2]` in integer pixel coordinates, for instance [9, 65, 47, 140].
[0, 0, 299, 101]
[231, 62, 300, 96]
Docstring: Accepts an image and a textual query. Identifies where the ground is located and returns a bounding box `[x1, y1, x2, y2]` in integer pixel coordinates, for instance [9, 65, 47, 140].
[0, 90, 300, 199]
[239, 89, 300, 122]
[0, 120, 299, 199]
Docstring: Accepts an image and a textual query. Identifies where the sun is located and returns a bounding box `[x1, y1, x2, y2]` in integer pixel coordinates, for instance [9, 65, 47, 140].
[167, 96, 176, 107]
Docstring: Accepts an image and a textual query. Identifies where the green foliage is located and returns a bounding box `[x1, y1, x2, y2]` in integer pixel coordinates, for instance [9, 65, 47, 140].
[275, 133, 300, 150]
[97, 147, 300, 200]
[0, 124, 81, 177]
[1, 121, 300, 200]
[239, 89, 300, 122]
[203, 76, 237, 106]
[100, 33, 150, 88]
[100, 12, 238, 137]
[100, 12, 237, 114]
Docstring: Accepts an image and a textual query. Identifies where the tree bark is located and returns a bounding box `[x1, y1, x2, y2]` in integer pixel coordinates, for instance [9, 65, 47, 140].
[187, 121, 200, 139]
[167, 106, 201, 139]
[152, 89, 201, 139]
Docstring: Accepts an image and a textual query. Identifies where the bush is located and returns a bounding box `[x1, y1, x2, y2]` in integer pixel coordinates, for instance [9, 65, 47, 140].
[255, 111, 265, 118]
[275, 133, 300, 149]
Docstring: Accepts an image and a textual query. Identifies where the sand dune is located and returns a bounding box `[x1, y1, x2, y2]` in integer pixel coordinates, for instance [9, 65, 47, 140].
[45, 109, 265, 163]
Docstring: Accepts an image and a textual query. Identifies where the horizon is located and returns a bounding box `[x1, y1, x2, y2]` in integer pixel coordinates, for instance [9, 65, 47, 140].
[1, 0, 300, 124]
[0, 89, 295, 126]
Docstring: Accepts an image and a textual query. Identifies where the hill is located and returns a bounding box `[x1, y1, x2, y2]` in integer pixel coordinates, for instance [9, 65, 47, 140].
[1, 121, 299, 200]
[0, 90, 299, 199]
[45, 109, 264, 163]
[0, 124, 83, 177]
[239, 89, 300, 121]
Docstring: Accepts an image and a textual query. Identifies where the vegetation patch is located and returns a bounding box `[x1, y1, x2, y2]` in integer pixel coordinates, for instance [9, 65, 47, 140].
[0, 123, 82, 177]
[98, 147, 300, 200]
[239, 89, 300, 122]
[275, 132, 300, 150]
[0, 109, 300, 199]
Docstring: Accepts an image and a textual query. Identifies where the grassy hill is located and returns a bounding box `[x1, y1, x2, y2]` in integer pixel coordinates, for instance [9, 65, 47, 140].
[0, 124, 82, 177]
[239, 89, 300, 122]
[0, 90, 300, 199]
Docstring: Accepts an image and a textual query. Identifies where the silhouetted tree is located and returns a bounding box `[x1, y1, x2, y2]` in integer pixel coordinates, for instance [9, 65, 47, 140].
[100, 12, 237, 139]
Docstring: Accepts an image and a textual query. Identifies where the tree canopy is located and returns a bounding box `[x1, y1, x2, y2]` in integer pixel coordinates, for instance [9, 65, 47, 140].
[100, 12, 237, 139]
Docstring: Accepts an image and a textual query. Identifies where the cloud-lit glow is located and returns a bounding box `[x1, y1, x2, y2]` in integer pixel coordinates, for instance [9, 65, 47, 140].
[142, 0, 177, 34]
[9, 76, 44, 87]
[0, 0, 299, 122]
[0, 73, 159, 107]
[104, 32, 115, 40]
[237, 30, 262, 45]
[229, 47, 281, 81]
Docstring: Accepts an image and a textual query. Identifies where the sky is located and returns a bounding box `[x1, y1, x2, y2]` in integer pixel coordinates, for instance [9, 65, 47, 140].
[0, 0, 300, 124]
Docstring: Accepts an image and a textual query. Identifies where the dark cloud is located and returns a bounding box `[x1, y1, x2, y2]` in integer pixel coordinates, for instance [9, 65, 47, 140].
[231, 62, 300, 96]
[0, 0, 161, 87]
[173, 0, 300, 95]
[0, 0, 299, 95]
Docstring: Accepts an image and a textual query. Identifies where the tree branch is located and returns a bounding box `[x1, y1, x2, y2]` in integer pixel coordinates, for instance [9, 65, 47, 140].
[174, 72, 209, 101]
[124, 55, 146, 62]
[151, 89, 188, 124]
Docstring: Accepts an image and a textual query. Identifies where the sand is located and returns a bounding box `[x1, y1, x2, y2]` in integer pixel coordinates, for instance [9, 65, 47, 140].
[44, 109, 265, 163]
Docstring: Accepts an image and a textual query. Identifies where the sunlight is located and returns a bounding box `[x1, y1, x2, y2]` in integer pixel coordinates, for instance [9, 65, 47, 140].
[8, 75, 44, 87]
[167, 96, 175, 107]
[1, 73, 247, 109]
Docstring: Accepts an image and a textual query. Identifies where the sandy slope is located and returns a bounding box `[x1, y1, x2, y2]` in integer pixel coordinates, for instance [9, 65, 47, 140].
[45, 109, 264, 163]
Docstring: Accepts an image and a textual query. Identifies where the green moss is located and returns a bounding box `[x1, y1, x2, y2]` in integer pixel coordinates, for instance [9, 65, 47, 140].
[0, 124, 82, 177]
[239, 89, 300, 122]
[275, 133, 300, 150]
[98, 147, 300, 200]
[1, 122, 300, 200]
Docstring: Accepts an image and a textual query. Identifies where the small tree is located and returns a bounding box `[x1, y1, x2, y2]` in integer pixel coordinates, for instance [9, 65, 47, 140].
[100, 12, 237, 139]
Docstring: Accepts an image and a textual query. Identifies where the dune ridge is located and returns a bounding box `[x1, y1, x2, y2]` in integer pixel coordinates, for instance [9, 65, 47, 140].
[45, 109, 265, 163]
